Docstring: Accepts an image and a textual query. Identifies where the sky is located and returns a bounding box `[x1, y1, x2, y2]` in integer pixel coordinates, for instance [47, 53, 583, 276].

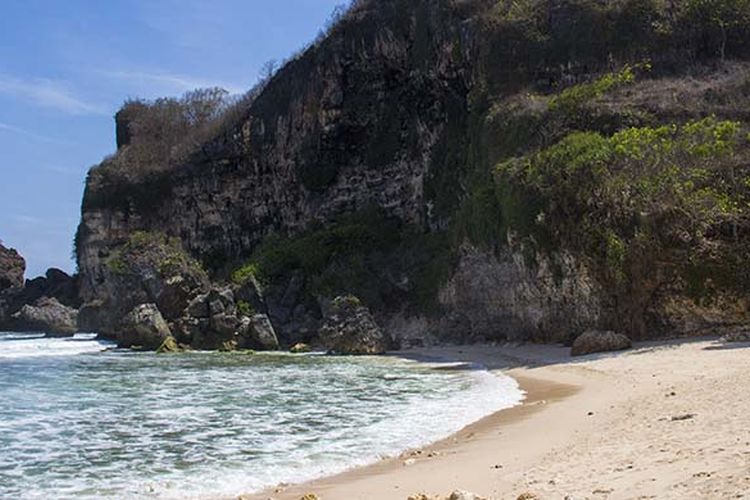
[0, 0, 345, 278]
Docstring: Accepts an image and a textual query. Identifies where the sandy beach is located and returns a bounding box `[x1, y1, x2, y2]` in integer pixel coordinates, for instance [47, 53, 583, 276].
[244, 337, 750, 500]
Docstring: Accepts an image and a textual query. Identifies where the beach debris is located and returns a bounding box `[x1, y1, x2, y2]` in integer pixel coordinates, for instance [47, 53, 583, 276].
[300, 494, 320, 500]
[571, 329, 632, 356]
[448, 490, 487, 500]
[587, 411, 594, 416]
[671, 413, 696, 422]
[492, 464, 503, 469]
[407, 494, 434, 500]
[403, 458, 417, 466]
[156, 336, 182, 354]
[290, 342, 311, 353]
[516, 493, 539, 500]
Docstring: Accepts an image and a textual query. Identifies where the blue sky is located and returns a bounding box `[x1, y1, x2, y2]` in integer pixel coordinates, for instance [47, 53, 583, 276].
[0, 0, 344, 278]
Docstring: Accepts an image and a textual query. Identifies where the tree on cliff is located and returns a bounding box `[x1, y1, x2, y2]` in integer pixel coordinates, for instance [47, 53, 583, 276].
[115, 87, 230, 170]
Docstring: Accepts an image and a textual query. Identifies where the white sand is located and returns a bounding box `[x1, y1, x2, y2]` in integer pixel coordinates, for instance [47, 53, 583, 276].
[242, 337, 750, 499]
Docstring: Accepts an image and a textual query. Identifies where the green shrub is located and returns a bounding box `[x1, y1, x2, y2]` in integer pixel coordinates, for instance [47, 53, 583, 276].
[549, 65, 638, 115]
[231, 263, 260, 285]
[493, 116, 750, 288]
[236, 300, 255, 317]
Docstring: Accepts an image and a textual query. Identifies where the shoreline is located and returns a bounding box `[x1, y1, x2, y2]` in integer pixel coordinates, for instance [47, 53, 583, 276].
[241, 344, 589, 500]
[241, 338, 750, 499]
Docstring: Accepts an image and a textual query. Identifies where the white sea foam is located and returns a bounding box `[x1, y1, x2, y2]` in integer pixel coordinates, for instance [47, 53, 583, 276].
[0, 345, 524, 500]
[0, 332, 111, 359]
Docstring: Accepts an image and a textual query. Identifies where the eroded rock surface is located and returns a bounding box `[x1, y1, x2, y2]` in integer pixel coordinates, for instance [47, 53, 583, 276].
[571, 330, 632, 357]
[118, 304, 171, 350]
[11, 297, 78, 337]
[319, 296, 390, 355]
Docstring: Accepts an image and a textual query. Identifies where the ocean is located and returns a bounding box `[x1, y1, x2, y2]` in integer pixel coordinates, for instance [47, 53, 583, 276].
[0, 331, 523, 499]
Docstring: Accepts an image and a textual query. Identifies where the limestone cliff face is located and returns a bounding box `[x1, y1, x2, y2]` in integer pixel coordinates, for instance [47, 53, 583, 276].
[438, 243, 603, 344]
[77, 0, 476, 313]
[76, 0, 750, 344]
[0, 244, 25, 292]
[0, 244, 26, 326]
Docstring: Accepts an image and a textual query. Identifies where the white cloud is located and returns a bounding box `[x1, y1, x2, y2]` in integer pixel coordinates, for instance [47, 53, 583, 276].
[100, 70, 245, 96]
[0, 75, 106, 115]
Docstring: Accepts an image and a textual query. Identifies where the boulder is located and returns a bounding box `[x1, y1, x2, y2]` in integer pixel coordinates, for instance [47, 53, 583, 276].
[722, 326, 750, 342]
[11, 297, 78, 336]
[571, 329, 632, 356]
[238, 313, 280, 351]
[118, 304, 171, 350]
[0, 243, 25, 291]
[319, 295, 390, 355]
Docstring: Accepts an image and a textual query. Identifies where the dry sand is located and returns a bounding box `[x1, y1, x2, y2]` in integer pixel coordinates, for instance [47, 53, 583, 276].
[244, 337, 750, 500]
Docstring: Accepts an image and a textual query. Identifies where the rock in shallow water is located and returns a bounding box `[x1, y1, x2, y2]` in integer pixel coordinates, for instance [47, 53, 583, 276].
[239, 313, 279, 351]
[11, 297, 78, 337]
[118, 303, 171, 350]
[571, 329, 631, 356]
[319, 295, 390, 355]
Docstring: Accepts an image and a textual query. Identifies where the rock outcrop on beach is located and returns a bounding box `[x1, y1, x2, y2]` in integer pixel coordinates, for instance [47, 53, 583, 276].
[319, 295, 390, 355]
[174, 287, 280, 351]
[10, 297, 78, 337]
[74, 0, 750, 348]
[571, 330, 632, 357]
[118, 303, 172, 350]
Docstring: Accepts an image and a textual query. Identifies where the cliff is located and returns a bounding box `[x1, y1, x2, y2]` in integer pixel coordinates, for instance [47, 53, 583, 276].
[0, 244, 25, 292]
[76, 0, 750, 347]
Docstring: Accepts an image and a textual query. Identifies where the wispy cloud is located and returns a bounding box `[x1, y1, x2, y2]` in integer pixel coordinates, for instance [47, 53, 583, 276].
[0, 121, 70, 145]
[43, 165, 82, 176]
[0, 75, 106, 115]
[100, 70, 245, 95]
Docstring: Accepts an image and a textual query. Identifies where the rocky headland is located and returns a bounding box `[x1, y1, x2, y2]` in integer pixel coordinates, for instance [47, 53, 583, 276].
[0, 244, 81, 336]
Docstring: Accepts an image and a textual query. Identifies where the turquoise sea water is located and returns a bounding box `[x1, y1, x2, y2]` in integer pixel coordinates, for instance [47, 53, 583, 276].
[0, 332, 523, 499]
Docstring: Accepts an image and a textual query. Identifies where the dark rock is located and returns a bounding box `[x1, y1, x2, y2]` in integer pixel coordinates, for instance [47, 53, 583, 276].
[211, 312, 240, 337]
[721, 326, 750, 342]
[12, 268, 80, 310]
[234, 275, 266, 313]
[77, 300, 107, 333]
[571, 330, 632, 356]
[185, 293, 210, 318]
[238, 314, 279, 351]
[11, 297, 78, 336]
[118, 304, 171, 350]
[319, 296, 390, 355]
